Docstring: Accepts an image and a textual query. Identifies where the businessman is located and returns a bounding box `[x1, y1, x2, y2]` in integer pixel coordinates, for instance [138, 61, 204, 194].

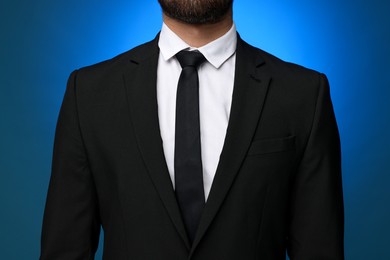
[41, 0, 344, 259]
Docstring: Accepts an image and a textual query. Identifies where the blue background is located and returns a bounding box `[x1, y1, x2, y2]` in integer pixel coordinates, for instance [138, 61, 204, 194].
[1, 0, 389, 259]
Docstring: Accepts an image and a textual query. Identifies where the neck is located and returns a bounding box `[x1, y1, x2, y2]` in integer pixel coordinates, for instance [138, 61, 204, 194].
[162, 10, 233, 48]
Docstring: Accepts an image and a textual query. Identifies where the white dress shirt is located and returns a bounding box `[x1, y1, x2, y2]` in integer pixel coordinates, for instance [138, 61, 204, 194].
[157, 23, 237, 200]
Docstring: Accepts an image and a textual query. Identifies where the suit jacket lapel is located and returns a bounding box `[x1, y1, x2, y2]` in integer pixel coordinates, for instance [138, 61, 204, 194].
[122, 36, 191, 250]
[189, 37, 271, 255]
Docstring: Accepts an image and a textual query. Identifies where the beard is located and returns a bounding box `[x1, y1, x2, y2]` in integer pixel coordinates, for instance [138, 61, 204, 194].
[158, 0, 233, 24]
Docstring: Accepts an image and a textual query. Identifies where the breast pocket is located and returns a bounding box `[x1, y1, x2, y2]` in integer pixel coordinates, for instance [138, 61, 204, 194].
[247, 135, 296, 156]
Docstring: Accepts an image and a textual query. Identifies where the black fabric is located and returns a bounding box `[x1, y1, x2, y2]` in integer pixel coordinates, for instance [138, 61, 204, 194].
[40, 35, 344, 260]
[174, 50, 206, 243]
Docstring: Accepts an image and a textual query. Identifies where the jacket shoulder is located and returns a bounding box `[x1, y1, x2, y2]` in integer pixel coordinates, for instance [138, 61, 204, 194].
[62, 36, 158, 105]
[240, 39, 322, 86]
[74, 36, 159, 83]
[239, 39, 328, 118]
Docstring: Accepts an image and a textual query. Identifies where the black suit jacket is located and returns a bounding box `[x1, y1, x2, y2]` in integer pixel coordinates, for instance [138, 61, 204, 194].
[41, 35, 344, 260]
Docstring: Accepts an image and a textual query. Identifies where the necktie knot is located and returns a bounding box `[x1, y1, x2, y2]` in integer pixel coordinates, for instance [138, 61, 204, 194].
[176, 50, 206, 69]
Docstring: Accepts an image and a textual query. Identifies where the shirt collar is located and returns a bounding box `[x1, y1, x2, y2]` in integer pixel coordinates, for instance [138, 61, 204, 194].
[158, 22, 237, 69]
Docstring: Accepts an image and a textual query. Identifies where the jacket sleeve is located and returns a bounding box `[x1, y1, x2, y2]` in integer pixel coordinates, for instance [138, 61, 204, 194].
[40, 70, 101, 260]
[287, 74, 344, 259]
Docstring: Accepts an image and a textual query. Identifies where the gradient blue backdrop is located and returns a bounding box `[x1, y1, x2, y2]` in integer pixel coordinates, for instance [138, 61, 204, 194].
[1, 0, 389, 259]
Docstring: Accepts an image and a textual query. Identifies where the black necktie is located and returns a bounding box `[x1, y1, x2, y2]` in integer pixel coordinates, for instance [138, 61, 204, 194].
[174, 50, 206, 243]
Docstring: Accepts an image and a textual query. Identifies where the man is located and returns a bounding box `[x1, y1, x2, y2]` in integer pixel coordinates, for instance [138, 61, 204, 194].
[41, 0, 344, 259]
